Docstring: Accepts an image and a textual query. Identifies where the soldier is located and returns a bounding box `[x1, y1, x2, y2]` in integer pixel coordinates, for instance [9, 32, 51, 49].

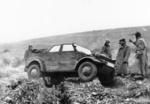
[101, 40, 112, 58]
[115, 39, 131, 77]
[129, 32, 148, 78]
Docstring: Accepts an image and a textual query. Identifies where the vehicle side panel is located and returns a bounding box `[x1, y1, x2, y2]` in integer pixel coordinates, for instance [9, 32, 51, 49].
[38, 51, 61, 72]
[25, 56, 46, 72]
[59, 51, 77, 71]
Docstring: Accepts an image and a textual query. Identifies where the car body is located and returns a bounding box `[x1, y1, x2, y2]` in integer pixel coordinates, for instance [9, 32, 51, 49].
[24, 43, 115, 86]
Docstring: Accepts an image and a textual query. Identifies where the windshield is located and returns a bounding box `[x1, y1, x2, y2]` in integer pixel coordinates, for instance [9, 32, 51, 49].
[74, 44, 92, 55]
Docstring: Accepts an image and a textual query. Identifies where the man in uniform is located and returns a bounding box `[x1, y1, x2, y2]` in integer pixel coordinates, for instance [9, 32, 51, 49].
[115, 39, 131, 77]
[129, 32, 148, 78]
[101, 40, 112, 59]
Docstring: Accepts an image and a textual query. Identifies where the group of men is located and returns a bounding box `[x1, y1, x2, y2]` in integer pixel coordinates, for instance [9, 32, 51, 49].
[101, 32, 148, 78]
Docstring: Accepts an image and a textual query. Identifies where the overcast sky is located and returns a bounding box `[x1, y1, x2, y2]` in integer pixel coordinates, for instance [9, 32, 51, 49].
[0, 0, 150, 43]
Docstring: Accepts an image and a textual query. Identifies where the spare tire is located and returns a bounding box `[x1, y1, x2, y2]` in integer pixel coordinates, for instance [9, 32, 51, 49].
[98, 65, 115, 85]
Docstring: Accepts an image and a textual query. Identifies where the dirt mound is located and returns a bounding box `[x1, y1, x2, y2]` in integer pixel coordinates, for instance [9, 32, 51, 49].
[1, 76, 150, 104]
[1, 79, 70, 104]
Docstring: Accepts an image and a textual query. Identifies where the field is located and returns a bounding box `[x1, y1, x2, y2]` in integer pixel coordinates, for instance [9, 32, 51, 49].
[0, 26, 150, 103]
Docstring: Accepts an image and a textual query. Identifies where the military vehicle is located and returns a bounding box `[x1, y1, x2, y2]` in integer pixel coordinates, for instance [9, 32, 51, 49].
[24, 43, 115, 86]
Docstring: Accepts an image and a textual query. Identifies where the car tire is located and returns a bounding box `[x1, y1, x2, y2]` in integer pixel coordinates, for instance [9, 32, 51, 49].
[78, 61, 97, 82]
[43, 76, 52, 87]
[27, 64, 40, 79]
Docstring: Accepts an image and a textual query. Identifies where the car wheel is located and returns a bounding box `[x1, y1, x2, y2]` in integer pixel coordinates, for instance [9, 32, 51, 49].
[43, 76, 52, 87]
[78, 61, 97, 82]
[27, 64, 40, 79]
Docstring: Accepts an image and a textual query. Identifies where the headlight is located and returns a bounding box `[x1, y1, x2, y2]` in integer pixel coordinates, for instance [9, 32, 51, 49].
[106, 62, 115, 68]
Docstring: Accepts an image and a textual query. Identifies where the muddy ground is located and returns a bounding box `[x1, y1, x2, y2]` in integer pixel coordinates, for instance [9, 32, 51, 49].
[0, 75, 150, 104]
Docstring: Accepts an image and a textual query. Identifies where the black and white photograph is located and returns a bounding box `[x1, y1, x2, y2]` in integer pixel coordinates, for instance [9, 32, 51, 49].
[0, 0, 150, 104]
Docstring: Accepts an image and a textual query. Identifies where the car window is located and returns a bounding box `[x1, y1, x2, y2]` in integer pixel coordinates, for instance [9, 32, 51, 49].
[49, 45, 61, 52]
[62, 45, 74, 52]
[74, 44, 92, 55]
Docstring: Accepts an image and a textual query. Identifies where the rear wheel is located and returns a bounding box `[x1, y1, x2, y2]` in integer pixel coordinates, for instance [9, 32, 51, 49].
[27, 64, 40, 79]
[78, 61, 97, 82]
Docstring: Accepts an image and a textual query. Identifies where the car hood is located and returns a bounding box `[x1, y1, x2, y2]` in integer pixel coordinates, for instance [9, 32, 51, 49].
[93, 53, 116, 64]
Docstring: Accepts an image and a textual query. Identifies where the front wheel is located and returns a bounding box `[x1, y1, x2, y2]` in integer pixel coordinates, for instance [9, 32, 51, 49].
[27, 64, 40, 79]
[78, 61, 97, 82]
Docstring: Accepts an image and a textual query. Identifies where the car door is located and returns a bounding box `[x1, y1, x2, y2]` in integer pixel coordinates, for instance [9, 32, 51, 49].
[59, 44, 78, 71]
[44, 45, 61, 72]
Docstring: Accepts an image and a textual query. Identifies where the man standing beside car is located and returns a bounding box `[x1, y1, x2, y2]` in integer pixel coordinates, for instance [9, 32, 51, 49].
[129, 32, 148, 78]
[115, 39, 131, 77]
[101, 40, 112, 59]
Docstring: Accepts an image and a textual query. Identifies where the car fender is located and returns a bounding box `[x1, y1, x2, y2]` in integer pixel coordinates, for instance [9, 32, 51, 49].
[25, 56, 46, 72]
[75, 56, 104, 70]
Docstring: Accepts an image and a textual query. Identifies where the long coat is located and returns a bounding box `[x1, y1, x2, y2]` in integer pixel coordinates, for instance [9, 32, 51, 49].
[115, 45, 131, 74]
[135, 38, 148, 76]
